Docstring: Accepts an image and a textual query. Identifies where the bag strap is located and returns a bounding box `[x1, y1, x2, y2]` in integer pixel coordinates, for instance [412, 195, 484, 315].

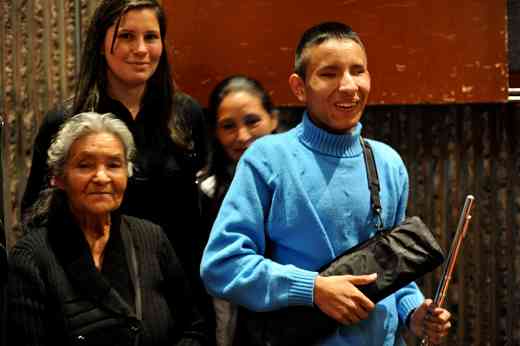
[120, 220, 142, 320]
[359, 137, 384, 230]
[120, 220, 142, 346]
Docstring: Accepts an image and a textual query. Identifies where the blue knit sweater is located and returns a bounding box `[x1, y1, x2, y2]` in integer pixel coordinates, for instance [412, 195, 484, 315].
[201, 113, 423, 345]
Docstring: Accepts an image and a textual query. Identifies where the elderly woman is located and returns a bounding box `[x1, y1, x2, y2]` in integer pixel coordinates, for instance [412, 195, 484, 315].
[8, 112, 206, 346]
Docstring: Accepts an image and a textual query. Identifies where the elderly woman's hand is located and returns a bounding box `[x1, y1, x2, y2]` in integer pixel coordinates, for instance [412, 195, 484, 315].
[409, 299, 451, 344]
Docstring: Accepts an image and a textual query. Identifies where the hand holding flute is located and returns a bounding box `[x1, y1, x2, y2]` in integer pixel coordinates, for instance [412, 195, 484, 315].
[410, 299, 452, 344]
[417, 194, 475, 345]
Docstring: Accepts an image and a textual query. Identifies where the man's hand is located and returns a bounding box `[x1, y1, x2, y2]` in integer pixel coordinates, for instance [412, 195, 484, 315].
[410, 299, 451, 344]
[313, 273, 377, 325]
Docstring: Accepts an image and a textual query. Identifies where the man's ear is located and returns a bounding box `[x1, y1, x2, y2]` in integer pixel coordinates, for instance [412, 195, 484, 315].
[288, 73, 306, 103]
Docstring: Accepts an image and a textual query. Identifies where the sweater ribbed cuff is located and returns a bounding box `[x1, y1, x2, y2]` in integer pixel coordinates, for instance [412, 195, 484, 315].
[286, 266, 318, 306]
[398, 294, 424, 324]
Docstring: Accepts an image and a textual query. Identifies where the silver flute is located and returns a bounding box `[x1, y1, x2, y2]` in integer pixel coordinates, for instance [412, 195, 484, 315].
[421, 194, 475, 346]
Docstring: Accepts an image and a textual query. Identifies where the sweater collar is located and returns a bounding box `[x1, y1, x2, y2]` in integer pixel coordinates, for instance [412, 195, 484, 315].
[298, 111, 363, 157]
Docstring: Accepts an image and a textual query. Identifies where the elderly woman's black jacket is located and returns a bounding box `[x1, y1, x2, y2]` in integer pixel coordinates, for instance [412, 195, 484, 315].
[7, 203, 206, 346]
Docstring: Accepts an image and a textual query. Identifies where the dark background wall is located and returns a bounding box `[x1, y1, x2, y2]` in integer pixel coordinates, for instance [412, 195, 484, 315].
[1, 1, 519, 345]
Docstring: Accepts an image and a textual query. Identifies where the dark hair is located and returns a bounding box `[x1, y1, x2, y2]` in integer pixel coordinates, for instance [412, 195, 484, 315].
[294, 22, 365, 80]
[203, 75, 275, 203]
[171, 91, 209, 170]
[73, 0, 187, 147]
[171, 91, 200, 152]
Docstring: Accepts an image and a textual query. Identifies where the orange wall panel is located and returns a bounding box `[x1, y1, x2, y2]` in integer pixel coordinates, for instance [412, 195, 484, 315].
[164, 1, 508, 106]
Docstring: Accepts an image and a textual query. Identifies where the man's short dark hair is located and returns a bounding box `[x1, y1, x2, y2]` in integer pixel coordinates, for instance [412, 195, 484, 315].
[294, 22, 365, 80]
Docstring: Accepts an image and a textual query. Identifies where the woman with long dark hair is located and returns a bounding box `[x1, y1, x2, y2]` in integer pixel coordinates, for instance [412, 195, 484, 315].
[22, 0, 206, 288]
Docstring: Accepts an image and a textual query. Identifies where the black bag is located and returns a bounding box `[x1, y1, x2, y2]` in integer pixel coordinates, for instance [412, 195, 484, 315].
[319, 215, 444, 301]
[236, 138, 445, 346]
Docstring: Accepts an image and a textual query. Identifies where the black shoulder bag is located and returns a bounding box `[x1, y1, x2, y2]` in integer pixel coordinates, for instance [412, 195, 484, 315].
[236, 138, 445, 346]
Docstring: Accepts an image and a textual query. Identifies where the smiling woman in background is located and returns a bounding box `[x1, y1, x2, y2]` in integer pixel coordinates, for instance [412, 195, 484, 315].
[198, 75, 279, 215]
[8, 112, 206, 346]
[196, 75, 278, 346]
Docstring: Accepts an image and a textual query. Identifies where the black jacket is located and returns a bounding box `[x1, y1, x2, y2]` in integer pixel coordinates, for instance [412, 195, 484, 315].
[8, 205, 206, 346]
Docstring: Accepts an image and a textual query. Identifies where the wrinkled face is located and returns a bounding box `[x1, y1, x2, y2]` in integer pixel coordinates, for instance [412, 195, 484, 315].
[216, 91, 278, 162]
[104, 8, 163, 90]
[290, 38, 371, 134]
[55, 132, 128, 219]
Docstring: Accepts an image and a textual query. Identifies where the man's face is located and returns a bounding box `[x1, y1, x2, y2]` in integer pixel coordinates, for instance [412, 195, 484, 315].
[289, 38, 371, 134]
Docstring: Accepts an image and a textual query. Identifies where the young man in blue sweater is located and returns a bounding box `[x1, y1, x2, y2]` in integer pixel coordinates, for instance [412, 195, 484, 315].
[201, 22, 451, 345]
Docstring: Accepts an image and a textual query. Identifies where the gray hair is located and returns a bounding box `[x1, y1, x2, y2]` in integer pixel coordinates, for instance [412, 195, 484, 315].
[48, 112, 135, 179]
[24, 112, 135, 226]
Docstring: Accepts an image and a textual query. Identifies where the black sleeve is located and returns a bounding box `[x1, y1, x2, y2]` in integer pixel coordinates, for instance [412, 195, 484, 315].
[0, 118, 5, 245]
[158, 231, 208, 346]
[21, 109, 66, 217]
[7, 245, 51, 346]
[0, 244, 6, 346]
